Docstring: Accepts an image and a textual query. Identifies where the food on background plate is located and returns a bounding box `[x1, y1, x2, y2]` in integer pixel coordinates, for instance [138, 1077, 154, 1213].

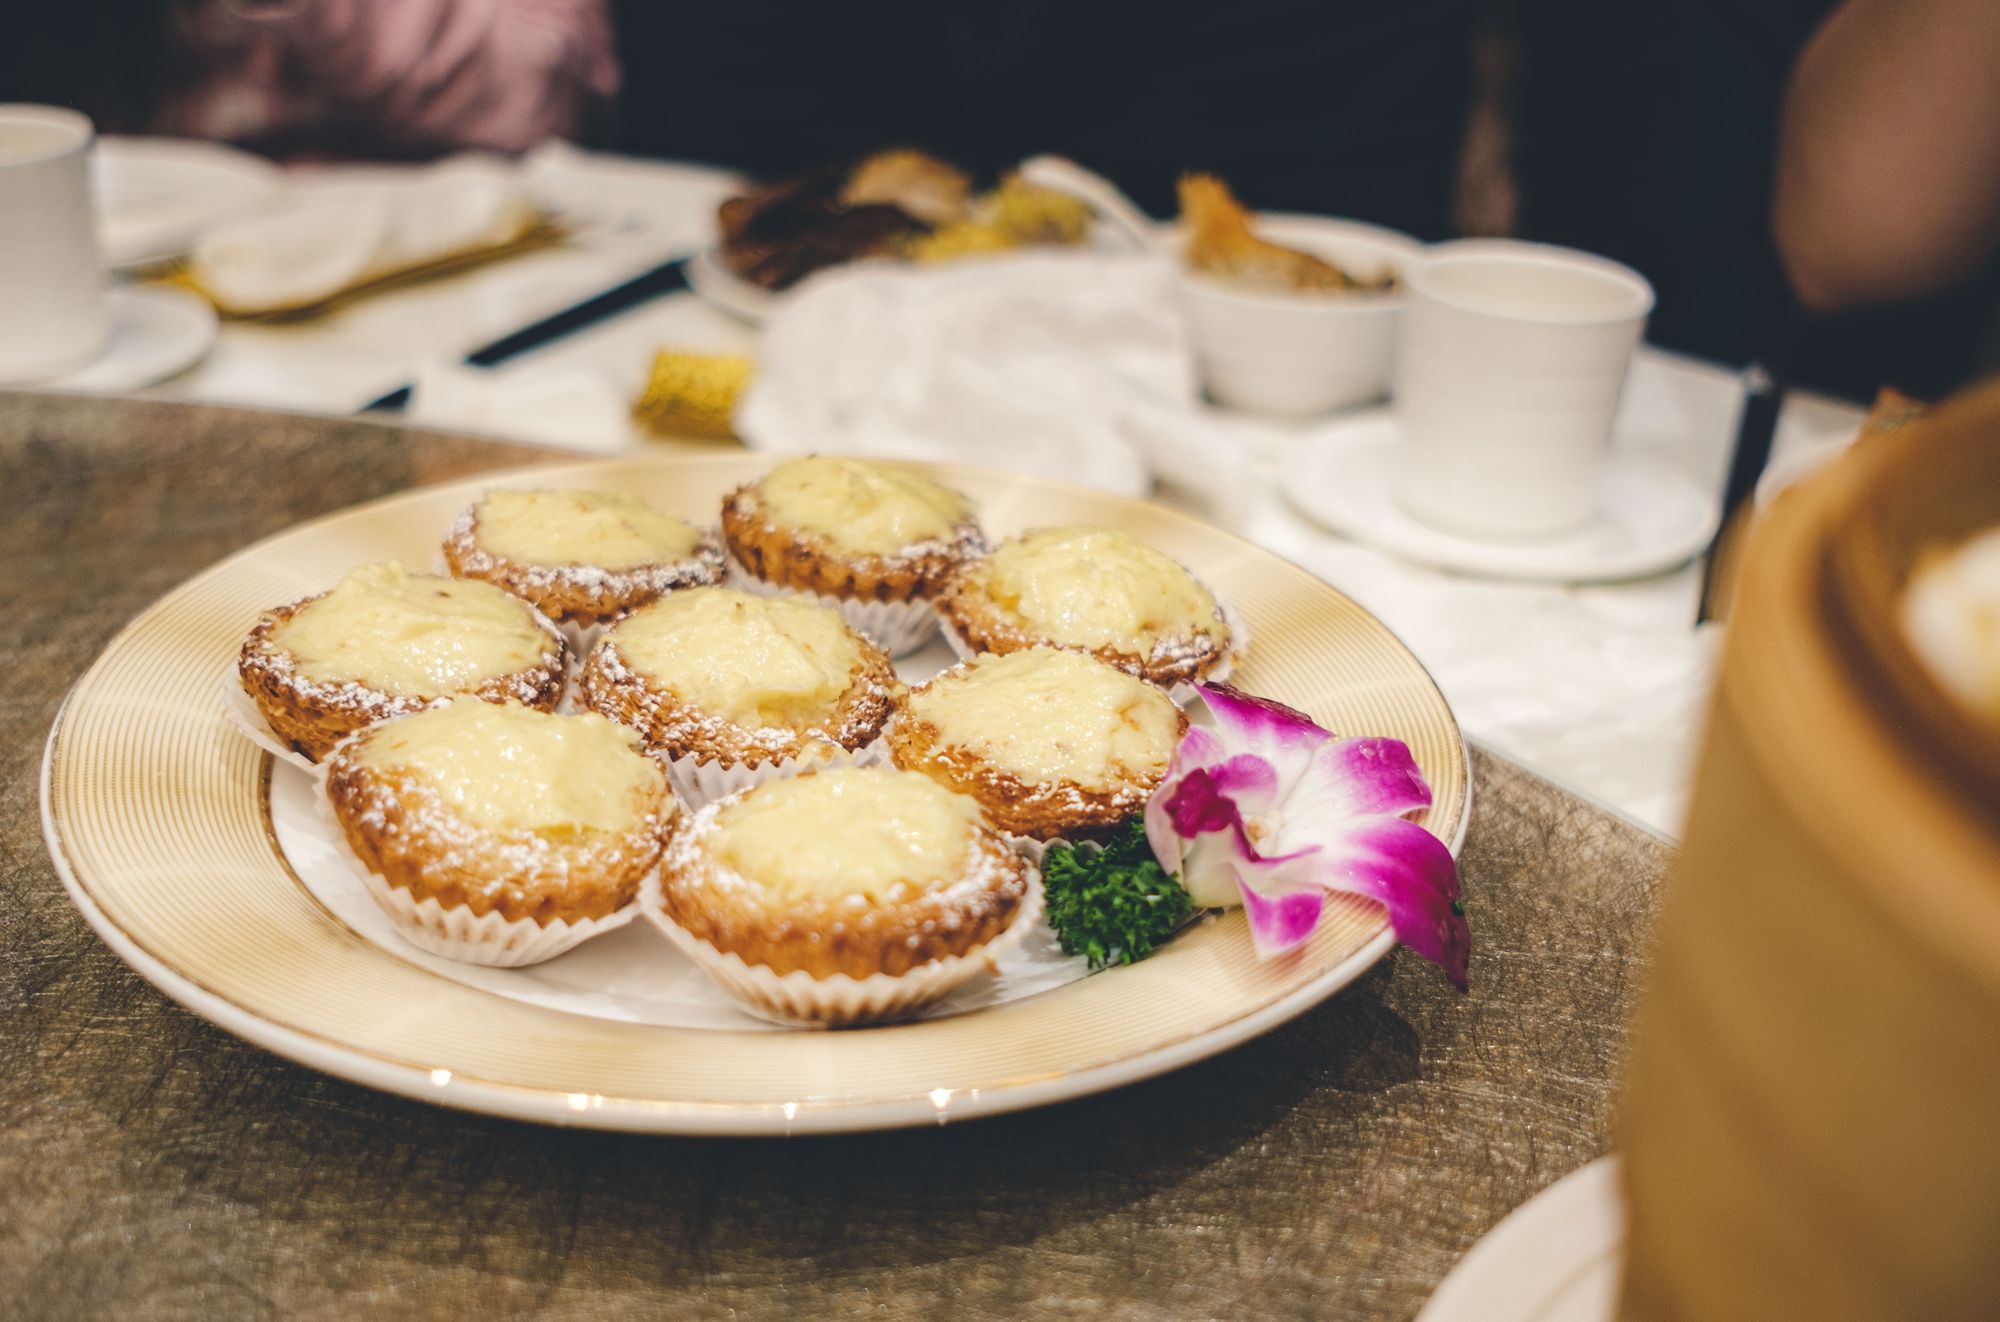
[717, 149, 1093, 291]
[935, 525, 1236, 687]
[649, 765, 1041, 1025]
[721, 455, 986, 655]
[578, 586, 896, 801]
[237, 561, 565, 761]
[631, 349, 754, 441]
[1179, 174, 1397, 296]
[889, 648, 1187, 843]
[325, 700, 672, 965]
[1901, 525, 2000, 721]
[442, 488, 725, 628]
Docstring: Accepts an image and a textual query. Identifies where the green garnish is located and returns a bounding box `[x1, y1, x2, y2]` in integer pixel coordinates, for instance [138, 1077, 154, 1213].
[1043, 817, 1195, 971]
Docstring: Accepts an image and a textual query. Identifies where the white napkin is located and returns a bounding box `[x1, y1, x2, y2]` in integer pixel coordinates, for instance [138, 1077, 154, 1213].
[734, 251, 1247, 524]
[190, 155, 536, 314]
[406, 358, 633, 453]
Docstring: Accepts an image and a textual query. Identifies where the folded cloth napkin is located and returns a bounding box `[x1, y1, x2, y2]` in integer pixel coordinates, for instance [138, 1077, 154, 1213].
[190, 155, 537, 315]
[733, 251, 1248, 524]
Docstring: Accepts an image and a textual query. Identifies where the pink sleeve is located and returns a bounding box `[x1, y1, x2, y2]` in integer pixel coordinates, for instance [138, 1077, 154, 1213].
[250, 0, 621, 153]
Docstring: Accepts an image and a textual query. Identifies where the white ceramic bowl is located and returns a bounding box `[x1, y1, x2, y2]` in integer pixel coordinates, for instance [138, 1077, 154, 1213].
[1176, 213, 1422, 419]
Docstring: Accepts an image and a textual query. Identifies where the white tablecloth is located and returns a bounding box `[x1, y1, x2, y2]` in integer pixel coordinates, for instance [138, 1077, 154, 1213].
[124, 148, 1865, 838]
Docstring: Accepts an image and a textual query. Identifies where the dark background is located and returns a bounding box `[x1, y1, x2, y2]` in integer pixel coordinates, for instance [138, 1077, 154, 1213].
[10, 0, 1997, 402]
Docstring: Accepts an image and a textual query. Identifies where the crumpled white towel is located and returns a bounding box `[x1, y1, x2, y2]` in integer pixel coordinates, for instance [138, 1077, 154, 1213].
[734, 251, 1247, 524]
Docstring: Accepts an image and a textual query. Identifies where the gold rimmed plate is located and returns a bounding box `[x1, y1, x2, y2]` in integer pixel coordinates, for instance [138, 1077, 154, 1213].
[40, 454, 1467, 1134]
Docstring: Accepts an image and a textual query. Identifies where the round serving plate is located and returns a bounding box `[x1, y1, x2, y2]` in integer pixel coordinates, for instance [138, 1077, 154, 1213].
[41, 453, 1468, 1135]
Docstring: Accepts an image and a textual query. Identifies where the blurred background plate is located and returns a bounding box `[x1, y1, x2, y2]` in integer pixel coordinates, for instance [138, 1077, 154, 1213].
[93, 135, 283, 270]
[41, 452, 1468, 1134]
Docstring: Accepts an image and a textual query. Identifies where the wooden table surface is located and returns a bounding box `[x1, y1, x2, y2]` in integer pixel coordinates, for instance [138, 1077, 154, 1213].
[0, 392, 1669, 1321]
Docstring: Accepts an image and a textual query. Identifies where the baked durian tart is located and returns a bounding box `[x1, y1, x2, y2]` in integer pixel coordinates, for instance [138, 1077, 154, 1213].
[442, 487, 724, 638]
[236, 561, 566, 762]
[648, 765, 1042, 1025]
[889, 647, 1187, 848]
[720, 455, 985, 655]
[578, 586, 897, 805]
[934, 526, 1238, 687]
[324, 700, 673, 966]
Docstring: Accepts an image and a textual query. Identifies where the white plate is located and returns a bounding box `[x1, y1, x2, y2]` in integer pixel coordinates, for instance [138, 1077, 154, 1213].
[1287, 413, 1719, 583]
[42, 452, 1470, 1134]
[92, 136, 283, 271]
[1417, 1156, 1625, 1322]
[41, 286, 218, 393]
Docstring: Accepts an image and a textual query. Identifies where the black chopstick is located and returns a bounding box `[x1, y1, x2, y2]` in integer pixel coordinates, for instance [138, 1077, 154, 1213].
[359, 256, 691, 413]
[1695, 361, 1785, 623]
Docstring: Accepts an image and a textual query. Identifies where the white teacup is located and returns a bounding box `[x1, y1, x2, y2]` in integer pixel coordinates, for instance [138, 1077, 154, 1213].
[1392, 239, 1653, 539]
[0, 105, 106, 384]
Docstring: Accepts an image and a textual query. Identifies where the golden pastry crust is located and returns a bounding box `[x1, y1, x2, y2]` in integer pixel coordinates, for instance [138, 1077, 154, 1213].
[887, 693, 1187, 842]
[721, 482, 984, 604]
[441, 506, 725, 626]
[658, 794, 1031, 979]
[933, 571, 1234, 688]
[325, 742, 672, 925]
[236, 600, 566, 762]
[577, 629, 898, 769]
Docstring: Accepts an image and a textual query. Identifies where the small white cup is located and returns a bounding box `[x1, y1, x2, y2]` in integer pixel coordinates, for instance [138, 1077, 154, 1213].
[1392, 239, 1653, 539]
[1178, 215, 1421, 419]
[0, 105, 107, 384]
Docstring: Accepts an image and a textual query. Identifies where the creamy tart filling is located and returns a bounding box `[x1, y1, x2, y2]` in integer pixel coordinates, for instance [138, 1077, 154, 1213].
[352, 701, 662, 835]
[911, 648, 1181, 789]
[1902, 526, 2000, 718]
[609, 587, 866, 729]
[273, 561, 553, 698]
[753, 456, 972, 556]
[472, 488, 704, 569]
[711, 767, 981, 904]
[974, 526, 1228, 652]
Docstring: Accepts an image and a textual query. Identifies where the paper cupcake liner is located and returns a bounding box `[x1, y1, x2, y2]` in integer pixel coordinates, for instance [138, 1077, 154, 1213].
[640, 865, 1046, 1027]
[311, 768, 638, 967]
[1006, 834, 1105, 868]
[220, 665, 329, 775]
[661, 736, 888, 810]
[725, 553, 941, 658]
[937, 596, 1247, 701]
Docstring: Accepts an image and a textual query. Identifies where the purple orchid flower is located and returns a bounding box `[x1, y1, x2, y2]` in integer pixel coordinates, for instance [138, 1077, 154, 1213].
[1144, 684, 1469, 992]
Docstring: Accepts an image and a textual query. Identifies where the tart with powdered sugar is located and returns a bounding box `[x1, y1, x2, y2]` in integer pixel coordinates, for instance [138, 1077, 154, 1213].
[650, 765, 1041, 1024]
[889, 647, 1187, 842]
[237, 561, 566, 762]
[720, 456, 984, 655]
[326, 701, 672, 964]
[934, 526, 1236, 687]
[578, 587, 896, 792]
[442, 487, 724, 627]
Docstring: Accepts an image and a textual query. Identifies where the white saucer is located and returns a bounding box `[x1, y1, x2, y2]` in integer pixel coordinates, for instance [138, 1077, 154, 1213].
[1287, 414, 1720, 583]
[43, 287, 218, 393]
[1417, 1156, 1624, 1322]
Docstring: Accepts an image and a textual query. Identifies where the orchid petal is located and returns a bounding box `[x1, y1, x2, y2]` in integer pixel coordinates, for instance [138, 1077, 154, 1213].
[1287, 816, 1469, 992]
[1237, 876, 1326, 956]
[1267, 738, 1433, 858]
[1179, 828, 1251, 907]
[1193, 684, 1328, 792]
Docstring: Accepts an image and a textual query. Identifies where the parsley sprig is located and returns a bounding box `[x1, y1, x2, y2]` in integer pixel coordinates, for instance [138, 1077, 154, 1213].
[1042, 817, 1195, 971]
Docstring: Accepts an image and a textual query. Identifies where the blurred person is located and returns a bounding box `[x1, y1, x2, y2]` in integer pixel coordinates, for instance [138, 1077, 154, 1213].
[6, 0, 618, 158]
[1774, 0, 2000, 314]
[1513, 0, 2000, 401]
